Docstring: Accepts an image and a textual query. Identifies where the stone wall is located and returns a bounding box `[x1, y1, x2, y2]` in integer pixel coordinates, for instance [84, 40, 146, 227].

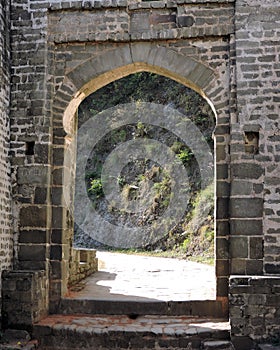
[2, 0, 280, 345]
[9, 0, 51, 273]
[229, 0, 280, 346]
[232, 0, 280, 274]
[230, 276, 280, 348]
[0, 0, 13, 283]
[2, 270, 48, 330]
[68, 248, 98, 286]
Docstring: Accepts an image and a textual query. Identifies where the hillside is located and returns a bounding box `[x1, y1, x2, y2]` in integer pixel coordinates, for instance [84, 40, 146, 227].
[74, 72, 215, 260]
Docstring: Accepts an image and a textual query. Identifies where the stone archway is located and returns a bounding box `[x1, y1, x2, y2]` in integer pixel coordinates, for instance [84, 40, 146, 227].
[50, 43, 230, 312]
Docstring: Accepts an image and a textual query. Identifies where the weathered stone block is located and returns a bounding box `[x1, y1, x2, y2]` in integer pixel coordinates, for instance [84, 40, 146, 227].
[231, 258, 246, 274]
[230, 198, 263, 218]
[34, 187, 48, 204]
[230, 219, 263, 235]
[20, 206, 48, 228]
[246, 259, 263, 275]
[264, 264, 280, 274]
[17, 166, 49, 185]
[217, 198, 229, 219]
[231, 180, 253, 196]
[18, 244, 48, 262]
[250, 237, 263, 259]
[232, 163, 263, 179]
[230, 236, 248, 258]
[19, 230, 49, 244]
[2, 270, 48, 329]
[217, 164, 229, 180]
[52, 206, 64, 228]
[50, 244, 63, 260]
[177, 15, 195, 27]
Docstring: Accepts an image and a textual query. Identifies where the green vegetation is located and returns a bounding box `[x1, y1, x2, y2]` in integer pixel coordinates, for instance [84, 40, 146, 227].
[177, 148, 193, 164]
[88, 178, 103, 199]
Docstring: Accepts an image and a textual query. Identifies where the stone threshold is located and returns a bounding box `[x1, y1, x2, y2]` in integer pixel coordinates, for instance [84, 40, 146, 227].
[59, 299, 228, 318]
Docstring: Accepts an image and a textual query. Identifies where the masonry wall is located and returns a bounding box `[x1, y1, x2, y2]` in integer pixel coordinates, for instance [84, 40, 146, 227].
[229, 1, 280, 346]
[0, 0, 13, 279]
[9, 0, 52, 273]
[232, 0, 280, 275]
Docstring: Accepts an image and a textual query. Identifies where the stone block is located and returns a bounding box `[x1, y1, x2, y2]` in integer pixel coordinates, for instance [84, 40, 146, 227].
[18, 244, 47, 262]
[17, 166, 49, 185]
[216, 164, 228, 180]
[20, 206, 48, 228]
[216, 237, 229, 259]
[51, 187, 63, 205]
[216, 144, 227, 161]
[216, 220, 229, 237]
[53, 147, 65, 166]
[216, 259, 229, 276]
[51, 229, 65, 244]
[232, 163, 263, 179]
[217, 198, 229, 219]
[34, 187, 48, 204]
[50, 260, 67, 279]
[230, 198, 263, 218]
[249, 237, 263, 259]
[52, 168, 63, 186]
[50, 244, 63, 260]
[231, 180, 252, 196]
[52, 206, 64, 228]
[231, 336, 255, 350]
[264, 264, 280, 274]
[130, 12, 150, 32]
[230, 258, 246, 274]
[2, 270, 48, 329]
[230, 219, 263, 235]
[230, 236, 248, 258]
[217, 277, 229, 297]
[35, 143, 50, 164]
[177, 16, 195, 28]
[19, 230, 49, 244]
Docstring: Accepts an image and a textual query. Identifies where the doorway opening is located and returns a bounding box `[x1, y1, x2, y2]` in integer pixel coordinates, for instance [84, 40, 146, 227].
[72, 72, 216, 302]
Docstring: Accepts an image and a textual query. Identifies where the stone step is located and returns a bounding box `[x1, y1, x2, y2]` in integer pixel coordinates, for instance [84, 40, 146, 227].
[59, 299, 227, 318]
[33, 314, 231, 350]
[202, 340, 234, 349]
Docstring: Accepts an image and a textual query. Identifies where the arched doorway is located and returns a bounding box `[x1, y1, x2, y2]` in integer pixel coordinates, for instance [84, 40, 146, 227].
[73, 72, 216, 301]
[50, 44, 230, 314]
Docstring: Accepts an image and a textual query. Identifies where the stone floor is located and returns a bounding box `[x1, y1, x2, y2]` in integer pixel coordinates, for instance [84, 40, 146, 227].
[69, 251, 216, 301]
[34, 314, 232, 349]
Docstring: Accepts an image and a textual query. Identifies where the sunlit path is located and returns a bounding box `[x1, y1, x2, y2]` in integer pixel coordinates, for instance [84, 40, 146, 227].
[70, 251, 216, 301]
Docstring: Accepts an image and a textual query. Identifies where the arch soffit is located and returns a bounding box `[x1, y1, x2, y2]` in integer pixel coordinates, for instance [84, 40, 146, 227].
[59, 43, 217, 134]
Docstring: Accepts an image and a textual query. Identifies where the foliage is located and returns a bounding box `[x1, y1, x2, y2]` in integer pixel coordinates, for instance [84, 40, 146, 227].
[177, 148, 193, 164]
[88, 178, 103, 199]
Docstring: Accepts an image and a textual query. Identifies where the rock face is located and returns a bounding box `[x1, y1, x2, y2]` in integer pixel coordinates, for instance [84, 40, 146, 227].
[74, 74, 215, 255]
